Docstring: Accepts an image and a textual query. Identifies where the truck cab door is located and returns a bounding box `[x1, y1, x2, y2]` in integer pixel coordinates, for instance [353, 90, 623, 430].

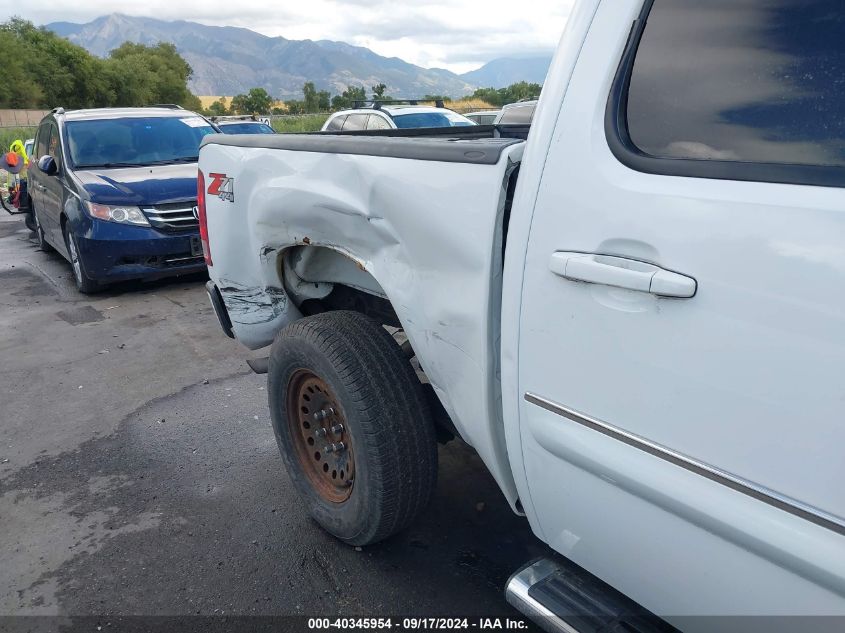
[509, 0, 845, 618]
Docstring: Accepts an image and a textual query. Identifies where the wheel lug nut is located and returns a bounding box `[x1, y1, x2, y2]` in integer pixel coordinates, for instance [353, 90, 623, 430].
[313, 407, 334, 422]
[315, 428, 328, 438]
[323, 442, 346, 454]
[330, 424, 344, 435]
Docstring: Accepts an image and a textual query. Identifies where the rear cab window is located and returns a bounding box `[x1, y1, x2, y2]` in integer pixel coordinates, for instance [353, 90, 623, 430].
[609, 0, 845, 186]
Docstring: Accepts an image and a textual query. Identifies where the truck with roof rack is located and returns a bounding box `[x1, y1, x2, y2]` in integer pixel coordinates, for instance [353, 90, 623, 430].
[199, 0, 845, 629]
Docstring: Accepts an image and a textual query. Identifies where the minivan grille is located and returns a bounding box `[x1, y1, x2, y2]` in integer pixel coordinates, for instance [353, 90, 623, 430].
[143, 202, 198, 231]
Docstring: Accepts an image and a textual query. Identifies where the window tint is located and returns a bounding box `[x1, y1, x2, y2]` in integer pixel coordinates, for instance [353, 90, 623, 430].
[342, 114, 368, 131]
[46, 124, 62, 170]
[326, 115, 346, 131]
[65, 116, 215, 168]
[392, 112, 475, 129]
[469, 114, 498, 125]
[627, 0, 845, 167]
[35, 123, 50, 158]
[366, 115, 391, 130]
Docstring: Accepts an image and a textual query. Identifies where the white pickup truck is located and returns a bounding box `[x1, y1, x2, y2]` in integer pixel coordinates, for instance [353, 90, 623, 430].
[198, 0, 845, 629]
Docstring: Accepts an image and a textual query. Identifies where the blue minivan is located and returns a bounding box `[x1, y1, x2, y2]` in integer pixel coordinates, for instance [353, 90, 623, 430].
[28, 107, 216, 293]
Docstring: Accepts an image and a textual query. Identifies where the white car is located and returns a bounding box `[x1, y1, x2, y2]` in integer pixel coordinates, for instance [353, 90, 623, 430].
[493, 100, 537, 125]
[200, 0, 845, 628]
[464, 110, 502, 125]
[321, 102, 476, 131]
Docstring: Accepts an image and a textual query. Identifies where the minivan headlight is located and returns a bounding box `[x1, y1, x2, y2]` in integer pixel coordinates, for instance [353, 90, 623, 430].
[85, 202, 149, 226]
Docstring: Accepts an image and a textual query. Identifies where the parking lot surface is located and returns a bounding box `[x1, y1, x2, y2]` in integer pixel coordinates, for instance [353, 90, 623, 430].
[0, 213, 547, 620]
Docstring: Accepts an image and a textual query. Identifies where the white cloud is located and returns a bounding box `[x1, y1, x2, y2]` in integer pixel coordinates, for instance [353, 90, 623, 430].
[1, 0, 573, 72]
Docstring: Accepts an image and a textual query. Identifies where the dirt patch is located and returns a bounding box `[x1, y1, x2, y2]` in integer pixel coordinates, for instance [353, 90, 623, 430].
[56, 306, 104, 325]
[0, 268, 57, 298]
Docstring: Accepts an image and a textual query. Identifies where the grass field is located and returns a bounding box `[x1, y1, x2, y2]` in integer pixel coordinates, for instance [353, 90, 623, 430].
[0, 127, 37, 153]
[270, 114, 329, 133]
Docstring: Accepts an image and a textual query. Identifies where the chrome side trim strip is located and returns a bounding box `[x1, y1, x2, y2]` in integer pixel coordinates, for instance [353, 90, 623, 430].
[524, 392, 845, 537]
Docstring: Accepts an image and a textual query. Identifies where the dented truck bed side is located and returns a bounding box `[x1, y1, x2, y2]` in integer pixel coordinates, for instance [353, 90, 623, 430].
[199, 133, 525, 506]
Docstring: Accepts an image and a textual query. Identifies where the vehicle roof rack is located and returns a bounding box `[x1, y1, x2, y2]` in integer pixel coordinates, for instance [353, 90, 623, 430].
[150, 104, 184, 109]
[351, 99, 445, 110]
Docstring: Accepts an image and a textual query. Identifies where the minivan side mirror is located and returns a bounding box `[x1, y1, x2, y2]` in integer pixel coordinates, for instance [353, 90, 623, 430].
[37, 155, 58, 176]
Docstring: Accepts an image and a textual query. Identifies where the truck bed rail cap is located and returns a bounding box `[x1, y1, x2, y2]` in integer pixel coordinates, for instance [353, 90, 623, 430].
[200, 133, 523, 165]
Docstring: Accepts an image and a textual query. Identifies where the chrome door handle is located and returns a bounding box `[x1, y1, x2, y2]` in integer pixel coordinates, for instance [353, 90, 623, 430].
[549, 252, 696, 298]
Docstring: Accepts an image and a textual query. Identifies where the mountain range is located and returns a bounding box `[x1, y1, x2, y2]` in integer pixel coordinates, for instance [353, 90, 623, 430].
[46, 14, 552, 99]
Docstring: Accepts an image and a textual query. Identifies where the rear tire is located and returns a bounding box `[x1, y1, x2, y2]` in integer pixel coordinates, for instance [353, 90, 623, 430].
[33, 204, 54, 253]
[64, 227, 100, 294]
[268, 310, 438, 546]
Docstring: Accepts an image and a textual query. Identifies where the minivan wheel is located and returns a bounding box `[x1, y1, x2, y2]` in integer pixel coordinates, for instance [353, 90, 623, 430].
[268, 310, 438, 546]
[33, 206, 54, 253]
[64, 228, 100, 294]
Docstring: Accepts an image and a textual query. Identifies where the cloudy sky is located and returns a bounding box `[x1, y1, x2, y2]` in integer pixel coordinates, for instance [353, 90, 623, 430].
[1, 0, 573, 73]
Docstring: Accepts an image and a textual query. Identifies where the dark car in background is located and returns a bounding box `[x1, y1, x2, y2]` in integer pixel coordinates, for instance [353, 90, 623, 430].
[28, 107, 216, 293]
[211, 115, 275, 135]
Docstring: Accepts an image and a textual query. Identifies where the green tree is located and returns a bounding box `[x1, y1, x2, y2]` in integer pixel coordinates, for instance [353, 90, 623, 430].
[303, 82, 318, 112]
[0, 28, 44, 108]
[208, 98, 229, 116]
[231, 87, 274, 114]
[284, 100, 305, 115]
[0, 18, 202, 110]
[471, 81, 542, 107]
[2, 18, 112, 108]
[106, 42, 198, 108]
[330, 85, 367, 110]
[300, 82, 332, 113]
[317, 90, 331, 112]
[372, 83, 387, 100]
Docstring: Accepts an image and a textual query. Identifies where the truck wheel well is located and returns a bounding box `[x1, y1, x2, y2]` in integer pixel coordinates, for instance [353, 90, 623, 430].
[280, 245, 400, 328]
[280, 245, 456, 443]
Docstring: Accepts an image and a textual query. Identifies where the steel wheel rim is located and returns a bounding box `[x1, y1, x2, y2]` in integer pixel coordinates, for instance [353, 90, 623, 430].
[286, 369, 354, 503]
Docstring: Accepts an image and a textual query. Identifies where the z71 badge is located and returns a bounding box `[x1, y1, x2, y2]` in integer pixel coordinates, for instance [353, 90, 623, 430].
[208, 173, 234, 203]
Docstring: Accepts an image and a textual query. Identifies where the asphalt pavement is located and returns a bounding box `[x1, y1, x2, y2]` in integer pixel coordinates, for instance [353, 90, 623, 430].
[0, 212, 548, 625]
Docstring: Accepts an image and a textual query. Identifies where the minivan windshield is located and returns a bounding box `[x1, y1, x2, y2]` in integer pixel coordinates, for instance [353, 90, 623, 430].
[66, 116, 216, 168]
[392, 112, 475, 129]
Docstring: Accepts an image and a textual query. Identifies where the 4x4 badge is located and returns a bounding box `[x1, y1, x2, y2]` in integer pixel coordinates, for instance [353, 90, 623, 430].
[208, 173, 234, 203]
